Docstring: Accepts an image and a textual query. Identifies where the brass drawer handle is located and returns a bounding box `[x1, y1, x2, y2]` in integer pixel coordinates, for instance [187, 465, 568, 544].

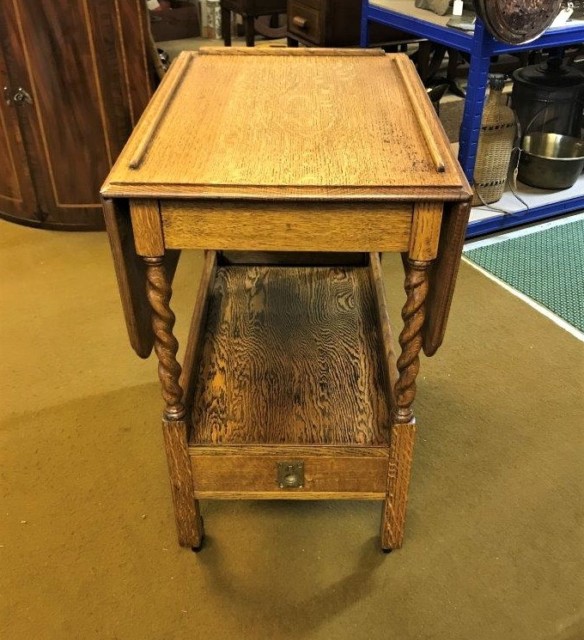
[277, 461, 304, 489]
[292, 16, 308, 29]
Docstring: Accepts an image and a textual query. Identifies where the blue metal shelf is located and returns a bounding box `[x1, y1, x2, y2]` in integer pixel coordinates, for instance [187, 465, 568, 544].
[361, 1, 584, 237]
[466, 192, 584, 238]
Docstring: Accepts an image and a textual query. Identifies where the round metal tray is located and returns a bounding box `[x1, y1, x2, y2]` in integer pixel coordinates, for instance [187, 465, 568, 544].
[473, 0, 563, 44]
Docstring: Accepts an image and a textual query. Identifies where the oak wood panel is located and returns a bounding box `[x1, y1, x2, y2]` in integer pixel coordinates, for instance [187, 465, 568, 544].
[130, 199, 165, 256]
[188, 444, 389, 456]
[190, 453, 388, 496]
[423, 200, 471, 356]
[104, 50, 468, 199]
[103, 197, 180, 358]
[381, 421, 416, 550]
[162, 200, 412, 252]
[180, 250, 218, 414]
[102, 182, 472, 201]
[162, 418, 203, 548]
[408, 201, 444, 261]
[368, 253, 398, 414]
[191, 264, 392, 446]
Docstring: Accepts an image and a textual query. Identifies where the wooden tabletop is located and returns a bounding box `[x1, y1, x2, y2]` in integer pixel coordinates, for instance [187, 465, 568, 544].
[101, 48, 470, 201]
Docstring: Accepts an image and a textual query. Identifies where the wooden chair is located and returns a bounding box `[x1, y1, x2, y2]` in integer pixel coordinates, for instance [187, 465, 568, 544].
[220, 0, 287, 47]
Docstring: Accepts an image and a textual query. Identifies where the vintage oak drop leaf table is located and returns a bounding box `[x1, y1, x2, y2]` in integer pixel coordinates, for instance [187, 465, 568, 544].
[101, 48, 471, 552]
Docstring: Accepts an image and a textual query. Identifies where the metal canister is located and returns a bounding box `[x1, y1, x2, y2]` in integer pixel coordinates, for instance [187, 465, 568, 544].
[511, 57, 584, 137]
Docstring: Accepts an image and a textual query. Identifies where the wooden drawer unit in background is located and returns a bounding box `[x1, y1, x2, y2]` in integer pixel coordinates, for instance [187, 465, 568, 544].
[102, 48, 471, 553]
[286, 0, 415, 47]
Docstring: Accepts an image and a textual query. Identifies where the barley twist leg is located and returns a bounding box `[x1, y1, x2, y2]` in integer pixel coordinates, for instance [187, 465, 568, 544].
[145, 257, 185, 421]
[394, 260, 430, 424]
[144, 257, 203, 549]
[381, 259, 430, 551]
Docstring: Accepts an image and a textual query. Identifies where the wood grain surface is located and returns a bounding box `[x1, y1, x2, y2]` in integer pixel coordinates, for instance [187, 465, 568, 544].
[180, 250, 217, 415]
[368, 253, 398, 413]
[381, 421, 416, 550]
[102, 50, 468, 200]
[102, 197, 180, 358]
[423, 200, 471, 356]
[161, 200, 412, 253]
[408, 201, 443, 261]
[130, 199, 164, 257]
[190, 453, 387, 497]
[190, 263, 392, 446]
[162, 417, 203, 548]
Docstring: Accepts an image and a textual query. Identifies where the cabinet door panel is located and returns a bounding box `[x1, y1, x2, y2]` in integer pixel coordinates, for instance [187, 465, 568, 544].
[0, 0, 154, 229]
[0, 38, 37, 221]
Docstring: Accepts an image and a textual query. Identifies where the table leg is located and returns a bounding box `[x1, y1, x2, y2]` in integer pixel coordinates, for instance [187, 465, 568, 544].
[144, 256, 204, 549]
[381, 258, 429, 551]
[221, 6, 231, 46]
[245, 15, 255, 47]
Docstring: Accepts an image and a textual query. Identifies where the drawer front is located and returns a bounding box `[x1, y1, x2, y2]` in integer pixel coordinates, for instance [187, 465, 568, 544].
[161, 200, 413, 253]
[190, 452, 388, 499]
[288, 1, 324, 43]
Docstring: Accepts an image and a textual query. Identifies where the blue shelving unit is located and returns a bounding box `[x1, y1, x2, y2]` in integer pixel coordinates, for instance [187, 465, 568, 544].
[360, 1, 584, 237]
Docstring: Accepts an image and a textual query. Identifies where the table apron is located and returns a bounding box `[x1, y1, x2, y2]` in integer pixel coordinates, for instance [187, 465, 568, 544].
[159, 200, 413, 253]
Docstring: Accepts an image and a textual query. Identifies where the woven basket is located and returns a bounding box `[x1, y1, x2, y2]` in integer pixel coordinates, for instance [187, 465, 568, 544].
[473, 77, 517, 206]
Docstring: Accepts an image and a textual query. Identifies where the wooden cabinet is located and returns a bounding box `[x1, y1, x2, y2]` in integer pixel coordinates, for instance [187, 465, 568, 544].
[286, 0, 412, 47]
[102, 49, 471, 552]
[0, 0, 156, 230]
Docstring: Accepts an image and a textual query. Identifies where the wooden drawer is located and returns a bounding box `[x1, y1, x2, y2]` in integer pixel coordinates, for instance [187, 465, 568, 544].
[160, 200, 413, 253]
[288, 1, 324, 44]
[190, 447, 389, 499]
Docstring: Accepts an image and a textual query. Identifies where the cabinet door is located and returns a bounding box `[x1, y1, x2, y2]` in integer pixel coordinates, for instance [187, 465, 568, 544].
[0, 0, 154, 229]
[0, 41, 38, 222]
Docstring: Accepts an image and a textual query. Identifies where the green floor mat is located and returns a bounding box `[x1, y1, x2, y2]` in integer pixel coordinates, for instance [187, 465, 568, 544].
[464, 219, 584, 332]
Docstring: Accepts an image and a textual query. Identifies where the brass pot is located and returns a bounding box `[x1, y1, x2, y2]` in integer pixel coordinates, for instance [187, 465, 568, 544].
[518, 133, 584, 190]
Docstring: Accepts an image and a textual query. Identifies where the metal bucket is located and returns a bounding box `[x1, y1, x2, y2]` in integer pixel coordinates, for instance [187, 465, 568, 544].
[518, 133, 584, 190]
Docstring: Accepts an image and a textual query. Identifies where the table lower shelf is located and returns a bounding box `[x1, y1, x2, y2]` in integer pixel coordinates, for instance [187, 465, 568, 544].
[185, 251, 397, 500]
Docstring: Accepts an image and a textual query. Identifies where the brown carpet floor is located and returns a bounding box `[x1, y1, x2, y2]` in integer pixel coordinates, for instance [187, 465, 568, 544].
[1, 220, 583, 640]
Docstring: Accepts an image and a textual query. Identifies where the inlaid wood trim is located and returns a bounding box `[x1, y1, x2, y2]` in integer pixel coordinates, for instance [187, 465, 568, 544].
[82, 0, 113, 166]
[409, 201, 443, 261]
[130, 199, 165, 256]
[394, 57, 445, 173]
[0, 99, 23, 202]
[113, 0, 135, 125]
[135, 0, 150, 118]
[11, 0, 112, 207]
[128, 52, 194, 170]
